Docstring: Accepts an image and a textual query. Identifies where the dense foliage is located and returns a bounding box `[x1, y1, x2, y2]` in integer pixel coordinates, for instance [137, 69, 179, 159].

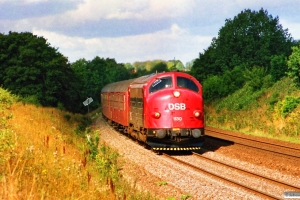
[287, 44, 300, 85]
[0, 32, 132, 113]
[191, 8, 296, 103]
[130, 59, 183, 77]
[0, 31, 82, 112]
[71, 57, 131, 111]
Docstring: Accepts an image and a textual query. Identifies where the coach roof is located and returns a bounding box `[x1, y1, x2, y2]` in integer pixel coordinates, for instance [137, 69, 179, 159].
[101, 79, 134, 93]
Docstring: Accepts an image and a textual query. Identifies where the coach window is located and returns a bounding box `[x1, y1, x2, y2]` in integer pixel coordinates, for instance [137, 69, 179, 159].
[149, 76, 173, 93]
[177, 76, 199, 92]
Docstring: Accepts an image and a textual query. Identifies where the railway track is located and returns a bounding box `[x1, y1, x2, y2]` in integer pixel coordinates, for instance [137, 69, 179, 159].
[163, 151, 300, 200]
[205, 126, 300, 159]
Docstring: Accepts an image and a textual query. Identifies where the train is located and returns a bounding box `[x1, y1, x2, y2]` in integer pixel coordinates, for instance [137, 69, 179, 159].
[101, 71, 205, 151]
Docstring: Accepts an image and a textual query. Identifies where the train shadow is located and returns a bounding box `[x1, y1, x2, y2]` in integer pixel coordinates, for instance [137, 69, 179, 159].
[162, 136, 234, 156]
[199, 135, 234, 153]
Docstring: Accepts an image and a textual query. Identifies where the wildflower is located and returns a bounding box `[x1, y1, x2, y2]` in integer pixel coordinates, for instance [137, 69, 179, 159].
[86, 134, 91, 142]
[27, 145, 35, 152]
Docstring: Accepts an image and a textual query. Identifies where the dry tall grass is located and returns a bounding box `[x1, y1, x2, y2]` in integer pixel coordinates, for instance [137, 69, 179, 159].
[0, 102, 120, 199]
[0, 86, 160, 200]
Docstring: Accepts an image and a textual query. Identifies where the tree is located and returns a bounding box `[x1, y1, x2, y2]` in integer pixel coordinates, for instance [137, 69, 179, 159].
[0, 32, 81, 112]
[185, 60, 194, 71]
[71, 56, 130, 112]
[243, 66, 267, 91]
[175, 61, 185, 71]
[145, 61, 152, 71]
[192, 8, 295, 81]
[149, 62, 169, 74]
[190, 40, 221, 82]
[270, 54, 287, 81]
[287, 44, 300, 85]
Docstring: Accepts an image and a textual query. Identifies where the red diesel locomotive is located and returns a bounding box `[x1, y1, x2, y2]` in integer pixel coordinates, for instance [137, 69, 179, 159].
[101, 71, 205, 150]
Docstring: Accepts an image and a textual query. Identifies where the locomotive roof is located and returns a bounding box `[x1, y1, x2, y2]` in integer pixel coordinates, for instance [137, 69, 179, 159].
[131, 71, 191, 85]
[101, 71, 194, 92]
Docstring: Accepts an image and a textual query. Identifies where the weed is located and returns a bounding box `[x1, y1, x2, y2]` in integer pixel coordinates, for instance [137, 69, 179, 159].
[157, 181, 168, 186]
[268, 92, 279, 110]
[63, 113, 71, 121]
[278, 96, 300, 117]
[86, 131, 99, 160]
[0, 88, 18, 109]
[20, 95, 41, 106]
[181, 194, 192, 200]
[0, 128, 16, 166]
[74, 115, 92, 136]
[57, 102, 65, 111]
[96, 145, 120, 183]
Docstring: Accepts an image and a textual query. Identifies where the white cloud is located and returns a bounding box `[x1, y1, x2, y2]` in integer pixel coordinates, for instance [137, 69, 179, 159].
[62, 0, 195, 23]
[33, 23, 211, 65]
[280, 19, 300, 40]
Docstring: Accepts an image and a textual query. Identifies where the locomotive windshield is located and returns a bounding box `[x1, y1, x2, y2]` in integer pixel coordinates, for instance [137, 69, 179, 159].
[177, 76, 199, 92]
[149, 76, 173, 93]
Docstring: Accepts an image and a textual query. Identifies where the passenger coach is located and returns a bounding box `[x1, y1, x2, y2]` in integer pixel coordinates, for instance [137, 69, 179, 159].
[101, 71, 205, 150]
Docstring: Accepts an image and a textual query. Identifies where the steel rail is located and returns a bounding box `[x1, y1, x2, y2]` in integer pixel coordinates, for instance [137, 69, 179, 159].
[205, 127, 300, 159]
[163, 153, 291, 200]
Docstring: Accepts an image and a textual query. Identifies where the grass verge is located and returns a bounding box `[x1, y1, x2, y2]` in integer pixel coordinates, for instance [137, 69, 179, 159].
[205, 77, 300, 144]
[0, 88, 156, 199]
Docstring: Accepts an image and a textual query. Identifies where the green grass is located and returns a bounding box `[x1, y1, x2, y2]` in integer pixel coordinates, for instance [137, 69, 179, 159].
[205, 77, 300, 144]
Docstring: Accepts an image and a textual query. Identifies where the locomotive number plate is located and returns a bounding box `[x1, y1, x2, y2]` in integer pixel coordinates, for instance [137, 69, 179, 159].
[173, 117, 182, 121]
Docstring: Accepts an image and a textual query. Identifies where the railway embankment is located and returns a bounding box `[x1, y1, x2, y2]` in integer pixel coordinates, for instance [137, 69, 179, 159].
[205, 77, 300, 145]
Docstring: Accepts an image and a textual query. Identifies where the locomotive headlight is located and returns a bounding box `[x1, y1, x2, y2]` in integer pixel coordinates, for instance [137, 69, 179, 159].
[173, 90, 180, 97]
[152, 111, 161, 118]
[194, 110, 201, 118]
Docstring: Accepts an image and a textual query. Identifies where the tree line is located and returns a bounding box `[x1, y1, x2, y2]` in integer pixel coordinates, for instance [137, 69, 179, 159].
[1, 8, 300, 112]
[190, 8, 299, 103]
[0, 32, 179, 113]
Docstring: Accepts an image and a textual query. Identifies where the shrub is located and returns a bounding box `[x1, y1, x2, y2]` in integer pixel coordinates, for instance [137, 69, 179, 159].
[21, 95, 41, 106]
[243, 66, 267, 91]
[96, 145, 120, 182]
[277, 96, 300, 117]
[0, 88, 18, 109]
[287, 45, 300, 85]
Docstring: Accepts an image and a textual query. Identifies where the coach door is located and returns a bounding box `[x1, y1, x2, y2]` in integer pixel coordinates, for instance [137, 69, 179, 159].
[129, 86, 144, 130]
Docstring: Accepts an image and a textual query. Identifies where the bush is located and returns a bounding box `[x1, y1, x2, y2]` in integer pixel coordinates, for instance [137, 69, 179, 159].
[0, 88, 18, 109]
[268, 92, 279, 110]
[203, 67, 245, 104]
[216, 84, 264, 111]
[21, 95, 41, 106]
[277, 96, 300, 117]
[287, 45, 300, 85]
[243, 66, 267, 91]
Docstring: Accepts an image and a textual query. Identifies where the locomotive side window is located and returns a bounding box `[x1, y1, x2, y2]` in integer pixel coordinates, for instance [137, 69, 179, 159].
[149, 76, 173, 93]
[177, 76, 199, 92]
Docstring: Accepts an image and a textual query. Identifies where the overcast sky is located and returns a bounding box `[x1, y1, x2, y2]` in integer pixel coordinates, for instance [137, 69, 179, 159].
[1, 0, 300, 66]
